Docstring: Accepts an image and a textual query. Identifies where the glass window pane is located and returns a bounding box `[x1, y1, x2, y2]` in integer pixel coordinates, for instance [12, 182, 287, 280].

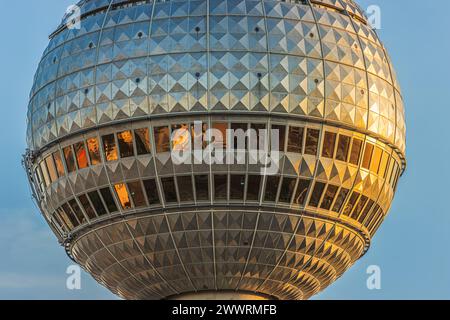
[305, 128, 320, 156]
[195, 175, 210, 201]
[45, 156, 58, 183]
[322, 132, 337, 158]
[272, 125, 286, 152]
[191, 123, 208, 150]
[279, 177, 296, 203]
[117, 130, 135, 158]
[88, 191, 108, 217]
[212, 123, 228, 149]
[78, 194, 96, 220]
[214, 175, 228, 200]
[362, 143, 374, 169]
[161, 177, 178, 203]
[230, 175, 245, 200]
[63, 146, 77, 173]
[349, 138, 363, 165]
[264, 176, 280, 202]
[86, 138, 102, 165]
[370, 147, 383, 173]
[178, 176, 194, 202]
[99, 187, 119, 213]
[102, 134, 118, 162]
[135, 128, 151, 155]
[114, 184, 132, 210]
[294, 179, 311, 206]
[336, 135, 351, 162]
[320, 185, 339, 210]
[332, 188, 349, 213]
[379, 152, 390, 177]
[287, 126, 304, 153]
[172, 124, 191, 152]
[246, 175, 261, 201]
[39, 161, 51, 187]
[154, 126, 170, 153]
[74, 142, 89, 169]
[68, 199, 87, 225]
[127, 181, 147, 208]
[143, 179, 161, 205]
[230, 123, 248, 151]
[61, 203, 79, 228]
[343, 192, 360, 217]
[358, 199, 375, 224]
[250, 124, 266, 151]
[309, 182, 326, 207]
[57, 207, 74, 230]
[351, 195, 369, 220]
[53, 151, 65, 177]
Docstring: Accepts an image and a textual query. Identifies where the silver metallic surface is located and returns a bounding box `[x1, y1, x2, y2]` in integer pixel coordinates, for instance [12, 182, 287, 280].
[25, 0, 406, 300]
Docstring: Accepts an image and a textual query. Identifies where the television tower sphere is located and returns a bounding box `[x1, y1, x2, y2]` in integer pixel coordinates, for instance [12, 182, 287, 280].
[24, 0, 406, 300]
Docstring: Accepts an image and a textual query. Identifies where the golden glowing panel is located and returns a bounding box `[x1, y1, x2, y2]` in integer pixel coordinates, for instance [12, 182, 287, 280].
[154, 127, 170, 153]
[117, 131, 134, 158]
[45, 156, 58, 183]
[172, 124, 190, 152]
[86, 138, 101, 165]
[114, 184, 132, 210]
[74, 142, 89, 169]
[102, 134, 118, 162]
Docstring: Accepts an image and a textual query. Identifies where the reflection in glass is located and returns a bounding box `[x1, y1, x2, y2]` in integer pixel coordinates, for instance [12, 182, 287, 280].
[53, 151, 65, 177]
[343, 192, 360, 216]
[191, 123, 208, 150]
[100, 187, 119, 213]
[230, 123, 248, 151]
[154, 126, 170, 153]
[362, 143, 374, 169]
[336, 135, 351, 162]
[68, 199, 86, 225]
[114, 184, 132, 210]
[39, 161, 51, 187]
[135, 128, 151, 155]
[322, 132, 337, 158]
[45, 156, 58, 183]
[177, 176, 194, 202]
[57, 207, 74, 230]
[370, 147, 383, 173]
[309, 182, 326, 207]
[127, 181, 147, 208]
[358, 199, 375, 224]
[279, 177, 296, 203]
[102, 134, 118, 162]
[161, 177, 178, 203]
[74, 142, 89, 169]
[305, 128, 320, 156]
[349, 138, 363, 165]
[230, 175, 245, 200]
[250, 124, 266, 151]
[332, 188, 349, 213]
[320, 185, 339, 210]
[63, 146, 77, 173]
[86, 138, 102, 165]
[379, 151, 390, 178]
[62, 203, 79, 228]
[264, 176, 280, 202]
[143, 179, 161, 205]
[246, 175, 261, 201]
[294, 179, 310, 206]
[118, 130, 135, 158]
[78, 194, 97, 220]
[351, 195, 368, 220]
[287, 126, 304, 153]
[172, 124, 191, 152]
[212, 123, 228, 148]
[195, 175, 209, 201]
[88, 191, 108, 216]
[272, 125, 286, 152]
[214, 175, 228, 200]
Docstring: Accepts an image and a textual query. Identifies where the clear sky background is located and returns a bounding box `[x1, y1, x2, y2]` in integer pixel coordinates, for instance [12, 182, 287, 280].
[0, 0, 448, 300]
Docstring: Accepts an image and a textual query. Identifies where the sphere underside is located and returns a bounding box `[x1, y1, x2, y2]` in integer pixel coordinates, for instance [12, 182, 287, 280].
[25, 0, 406, 300]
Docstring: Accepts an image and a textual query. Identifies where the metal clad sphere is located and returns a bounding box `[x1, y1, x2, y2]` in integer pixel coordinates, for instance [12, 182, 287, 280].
[24, 0, 406, 300]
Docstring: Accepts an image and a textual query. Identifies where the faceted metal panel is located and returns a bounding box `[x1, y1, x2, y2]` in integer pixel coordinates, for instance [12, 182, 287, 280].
[24, 0, 406, 300]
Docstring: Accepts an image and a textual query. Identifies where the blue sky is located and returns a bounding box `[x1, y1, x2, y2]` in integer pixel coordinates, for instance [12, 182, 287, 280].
[0, 0, 448, 300]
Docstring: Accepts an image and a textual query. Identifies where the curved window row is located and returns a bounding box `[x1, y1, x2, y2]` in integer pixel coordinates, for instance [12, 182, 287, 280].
[34, 123, 402, 195]
[52, 173, 384, 236]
